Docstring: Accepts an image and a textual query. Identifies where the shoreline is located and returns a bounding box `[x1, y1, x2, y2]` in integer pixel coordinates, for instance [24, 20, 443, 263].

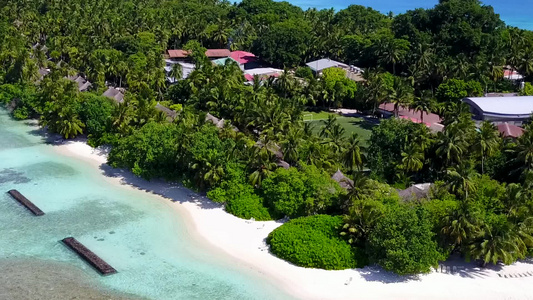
[51, 137, 533, 300]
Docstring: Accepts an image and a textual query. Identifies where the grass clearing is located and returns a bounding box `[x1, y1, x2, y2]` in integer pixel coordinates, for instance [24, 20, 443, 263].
[304, 111, 377, 145]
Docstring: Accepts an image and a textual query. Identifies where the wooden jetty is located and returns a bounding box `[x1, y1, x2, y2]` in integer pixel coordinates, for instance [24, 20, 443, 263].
[7, 189, 45, 216]
[61, 237, 117, 276]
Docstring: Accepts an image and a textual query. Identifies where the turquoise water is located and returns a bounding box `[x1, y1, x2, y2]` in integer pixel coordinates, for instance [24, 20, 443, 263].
[283, 0, 533, 30]
[0, 109, 293, 300]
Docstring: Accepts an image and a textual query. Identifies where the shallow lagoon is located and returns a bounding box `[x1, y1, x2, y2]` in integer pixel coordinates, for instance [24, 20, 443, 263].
[0, 109, 293, 300]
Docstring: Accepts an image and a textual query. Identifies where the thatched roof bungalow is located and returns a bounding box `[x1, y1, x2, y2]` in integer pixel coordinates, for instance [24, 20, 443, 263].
[155, 103, 177, 121]
[102, 87, 125, 104]
[66, 75, 92, 92]
[331, 170, 354, 190]
[398, 183, 433, 202]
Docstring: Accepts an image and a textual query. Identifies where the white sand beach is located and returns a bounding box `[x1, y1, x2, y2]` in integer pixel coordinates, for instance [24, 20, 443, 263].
[53, 138, 533, 300]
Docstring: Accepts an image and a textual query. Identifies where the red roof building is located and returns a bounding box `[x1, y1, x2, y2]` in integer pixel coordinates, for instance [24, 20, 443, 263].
[497, 122, 524, 138]
[379, 103, 443, 127]
[167, 49, 231, 59]
[205, 49, 231, 58]
[167, 49, 190, 58]
[230, 51, 258, 65]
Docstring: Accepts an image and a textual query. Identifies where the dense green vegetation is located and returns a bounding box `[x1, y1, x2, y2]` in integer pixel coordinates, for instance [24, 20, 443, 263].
[267, 215, 366, 270]
[1, 0, 533, 275]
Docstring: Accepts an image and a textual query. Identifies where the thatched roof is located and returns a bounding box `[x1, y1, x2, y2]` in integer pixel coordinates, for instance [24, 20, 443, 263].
[255, 140, 283, 159]
[276, 160, 290, 170]
[205, 113, 225, 128]
[155, 103, 177, 121]
[398, 183, 433, 201]
[102, 87, 125, 103]
[66, 75, 91, 92]
[331, 170, 354, 190]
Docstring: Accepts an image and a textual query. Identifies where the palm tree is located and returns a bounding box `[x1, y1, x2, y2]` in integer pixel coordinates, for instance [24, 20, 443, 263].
[375, 36, 409, 75]
[474, 121, 501, 174]
[363, 71, 388, 116]
[446, 163, 479, 200]
[53, 108, 85, 139]
[319, 115, 338, 138]
[280, 127, 302, 165]
[324, 123, 346, 154]
[435, 130, 468, 168]
[169, 63, 183, 83]
[399, 145, 424, 174]
[341, 198, 384, 246]
[468, 222, 524, 267]
[409, 95, 431, 124]
[248, 143, 278, 187]
[511, 124, 533, 179]
[440, 202, 481, 252]
[202, 163, 225, 187]
[389, 77, 413, 117]
[342, 133, 366, 173]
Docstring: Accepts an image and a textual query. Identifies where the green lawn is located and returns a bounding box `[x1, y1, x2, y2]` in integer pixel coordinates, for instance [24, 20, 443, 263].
[303, 111, 376, 145]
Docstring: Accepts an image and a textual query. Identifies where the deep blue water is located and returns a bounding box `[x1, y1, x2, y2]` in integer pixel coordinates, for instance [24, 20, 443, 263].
[283, 0, 533, 30]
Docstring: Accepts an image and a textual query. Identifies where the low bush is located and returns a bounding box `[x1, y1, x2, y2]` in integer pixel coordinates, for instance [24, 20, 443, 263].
[225, 191, 272, 221]
[208, 181, 272, 221]
[267, 215, 367, 270]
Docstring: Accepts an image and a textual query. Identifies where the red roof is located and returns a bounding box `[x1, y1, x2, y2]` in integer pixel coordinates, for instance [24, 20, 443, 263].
[379, 103, 442, 125]
[167, 49, 230, 59]
[230, 51, 258, 64]
[167, 49, 190, 58]
[497, 123, 524, 138]
[244, 74, 254, 81]
[205, 49, 231, 58]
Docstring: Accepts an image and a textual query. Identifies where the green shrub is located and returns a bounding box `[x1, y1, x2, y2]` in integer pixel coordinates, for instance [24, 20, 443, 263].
[208, 181, 272, 221]
[78, 93, 116, 145]
[12, 106, 29, 120]
[366, 206, 441, 275]
[267, 215, 367, 270]
[262, 166, 345, 218]
[208, 167, 272, 221]
[295, 66, 313, 79]
[225, 191, 272, 221]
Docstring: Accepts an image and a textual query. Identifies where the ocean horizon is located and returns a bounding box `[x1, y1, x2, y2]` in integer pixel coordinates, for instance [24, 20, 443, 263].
[282, 0, 533, 30]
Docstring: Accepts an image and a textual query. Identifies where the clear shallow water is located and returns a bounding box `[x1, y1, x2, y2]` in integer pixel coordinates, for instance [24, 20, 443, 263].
[0, 109, 293, 300]
[282, 0, 533, 30]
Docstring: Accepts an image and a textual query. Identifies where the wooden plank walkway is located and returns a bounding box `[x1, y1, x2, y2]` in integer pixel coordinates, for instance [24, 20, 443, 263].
[61, 237, 117, 276]
[7, 189, 45, 216]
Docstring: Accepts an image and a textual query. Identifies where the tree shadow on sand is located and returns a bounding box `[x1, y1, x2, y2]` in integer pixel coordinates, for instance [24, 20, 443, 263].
[436, 256, 504, 279]
[357, 266, 416, 283]
[99, 163, 222, 210]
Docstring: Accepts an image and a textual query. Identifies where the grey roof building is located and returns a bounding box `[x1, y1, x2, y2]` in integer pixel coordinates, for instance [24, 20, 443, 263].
[331, 170, 354, 190]
[462, 96, 533, 125]
[155, 103, 177, 121]
[102, 87, 125, 104]
[67, 75, 92, 92]
[398, 183, 433, 201]
[306, 58, 348, 73]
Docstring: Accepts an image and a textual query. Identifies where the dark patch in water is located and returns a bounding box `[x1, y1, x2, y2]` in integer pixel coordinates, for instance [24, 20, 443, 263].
[97, 238, 104, 241]
[0, 129, 34, 150]
[0, 198, 146, 251]
[140, 252, 145, 256]
[0, 258, 141, 300]
[21, 162, 78, 179]
[0, 168, 31, 184]
[109, 231, 115, 234]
